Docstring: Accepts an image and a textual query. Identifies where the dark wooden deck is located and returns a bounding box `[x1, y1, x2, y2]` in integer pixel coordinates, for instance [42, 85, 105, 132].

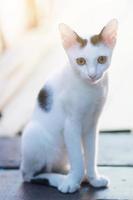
[0, 132, 133, 200]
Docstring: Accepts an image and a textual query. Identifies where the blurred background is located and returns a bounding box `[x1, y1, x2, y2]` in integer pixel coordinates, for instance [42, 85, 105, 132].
[0, 0, 132, 136]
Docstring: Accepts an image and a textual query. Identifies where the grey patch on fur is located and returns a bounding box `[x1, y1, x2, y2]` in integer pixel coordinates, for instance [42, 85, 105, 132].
[38, 85, 53, 112]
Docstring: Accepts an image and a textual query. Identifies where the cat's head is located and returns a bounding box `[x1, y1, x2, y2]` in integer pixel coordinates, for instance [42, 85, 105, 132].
[59, 19, 118, 84]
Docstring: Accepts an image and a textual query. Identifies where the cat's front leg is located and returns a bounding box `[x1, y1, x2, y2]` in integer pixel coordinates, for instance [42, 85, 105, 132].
[83, 127, 109, 188]
[58, 118, 84, 193]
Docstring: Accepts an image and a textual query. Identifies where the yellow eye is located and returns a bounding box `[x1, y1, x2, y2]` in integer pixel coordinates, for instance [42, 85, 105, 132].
[97, 56, 107, 64]
[76, 57, 86, 65]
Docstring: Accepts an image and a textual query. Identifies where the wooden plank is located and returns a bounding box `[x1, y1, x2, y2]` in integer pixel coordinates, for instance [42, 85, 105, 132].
[0, 167, 132, 199]
[0, 137, 20, 169]
[26, 0, 39, 29]
[0, 133, 133, 169]
[0, 134, 133, 168]
[99, 133, 133, 166]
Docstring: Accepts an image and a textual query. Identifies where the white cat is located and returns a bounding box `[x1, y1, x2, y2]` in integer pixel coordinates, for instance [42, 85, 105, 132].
[21, 19, 118, 193]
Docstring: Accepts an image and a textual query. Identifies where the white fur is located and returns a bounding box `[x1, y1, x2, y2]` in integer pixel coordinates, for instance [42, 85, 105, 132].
[21, 20, 117, 193]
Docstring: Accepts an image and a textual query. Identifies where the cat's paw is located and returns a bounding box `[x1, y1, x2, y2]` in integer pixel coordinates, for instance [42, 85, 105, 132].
[58, 176, 80, 193]
[88, 175, 109, 188]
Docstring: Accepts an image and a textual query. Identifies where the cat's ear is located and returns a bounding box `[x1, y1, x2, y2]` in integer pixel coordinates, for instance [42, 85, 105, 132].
[101, 19, 118, 48]
[59, 23, 87, 49]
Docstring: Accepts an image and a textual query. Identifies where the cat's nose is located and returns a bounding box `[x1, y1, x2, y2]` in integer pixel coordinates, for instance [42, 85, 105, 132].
[88, 68, 96, 79]
[88, 74, 97, 79]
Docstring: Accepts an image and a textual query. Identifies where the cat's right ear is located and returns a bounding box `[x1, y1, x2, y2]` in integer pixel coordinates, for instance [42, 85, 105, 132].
[59, 23, 78, 49]
[59, 23, 87, 49]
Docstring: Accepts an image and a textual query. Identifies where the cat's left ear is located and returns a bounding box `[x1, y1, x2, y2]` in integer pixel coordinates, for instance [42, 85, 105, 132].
[101, 19, 118, 48]
[59, 23, 87, 49]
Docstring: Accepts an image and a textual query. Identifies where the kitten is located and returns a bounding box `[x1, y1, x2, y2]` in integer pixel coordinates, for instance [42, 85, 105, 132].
[21, 19, 118, 193]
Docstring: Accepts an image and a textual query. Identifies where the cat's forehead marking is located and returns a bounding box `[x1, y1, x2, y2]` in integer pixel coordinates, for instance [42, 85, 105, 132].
[90, 34, 102, 45]
[90, 27, 104, 46]
[38, 85, 53, 112]
[75, 32, 88, 48]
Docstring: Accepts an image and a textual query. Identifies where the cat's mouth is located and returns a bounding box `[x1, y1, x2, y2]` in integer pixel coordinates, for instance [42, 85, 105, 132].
[81, 72, 103, 84]
[87, 75, 102, 84]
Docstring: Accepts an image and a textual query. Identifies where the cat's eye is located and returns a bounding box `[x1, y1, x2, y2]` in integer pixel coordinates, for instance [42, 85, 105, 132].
[97, 56, 107, 64]
[76, 57, 86, 66]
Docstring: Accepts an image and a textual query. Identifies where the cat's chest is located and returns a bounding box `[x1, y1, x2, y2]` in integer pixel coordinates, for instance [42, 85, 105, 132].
[61, 82, 107, 118]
